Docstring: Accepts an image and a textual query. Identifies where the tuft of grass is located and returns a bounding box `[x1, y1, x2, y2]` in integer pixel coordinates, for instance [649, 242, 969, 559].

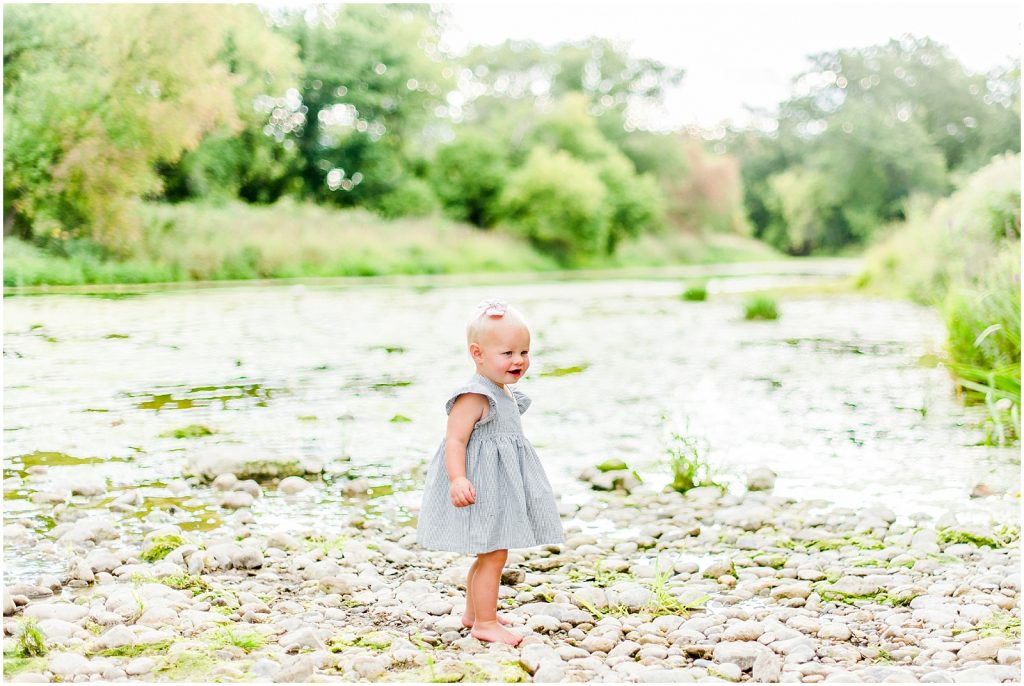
[208, 625, 266, 653]
[390, 414, 413, 423]
[566, 561, 633, 588]
[2, 655, 48, 677]
[12, 618, 48, 658]
[93, 639, 173, 658]
[819, 587, 919, 607]
[963, 611, 1021, 639]
[937, 525, 1019, 549]
[804, 536, 885, 552]
[744, 294, 779, 320]
[644, 562, 709, 617]
[157, 573, 210, 595]
[665, 430, 720, 493]
[141, 534, 186, 562]
[152, 651, 218, 681]
[681, 283, 708, 301]
[305, 533, 347, 556]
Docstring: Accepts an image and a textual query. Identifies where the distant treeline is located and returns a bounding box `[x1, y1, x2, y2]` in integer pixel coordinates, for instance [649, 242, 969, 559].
[725, 37, 1020, 255]
[3, 5, 1020, 264]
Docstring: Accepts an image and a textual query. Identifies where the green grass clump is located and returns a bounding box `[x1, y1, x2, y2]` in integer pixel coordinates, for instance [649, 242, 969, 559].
[645, 564, 709, 617]
[819, 588, 919, 606]
[11, 618, 48, 658]
[744, 294, 779, 320]
[390, 414, 413, 423]
[305, 534, 348, 556]
[665, 431, 719, 493]
[94, 639, 173, 658]
[943, 253, 1021, 445]
[141, 534, 186, 562]
[937, 525, 1019, 549]
[159, 424, 215, 439]
[804, 536, 885, 552]
[2, 655, 48, 677]
[157, 573, 210, 594]
[152, 651, 218, 681]
[207, 625, 266, 653]
[965, 611, 1021, 639]
[681, 283, 708, 301]
[566, 561, 633, 588]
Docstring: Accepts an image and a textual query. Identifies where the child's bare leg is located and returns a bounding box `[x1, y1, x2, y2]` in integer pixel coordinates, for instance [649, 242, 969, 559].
[462, 557, 512, 627]
[469, 549, 521, 646]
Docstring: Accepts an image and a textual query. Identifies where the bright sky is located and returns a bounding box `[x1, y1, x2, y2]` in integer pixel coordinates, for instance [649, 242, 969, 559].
[443, 1, 1022, 131]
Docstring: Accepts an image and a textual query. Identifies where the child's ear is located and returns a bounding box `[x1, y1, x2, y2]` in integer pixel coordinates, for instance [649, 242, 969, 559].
[469, 342, 481, 361]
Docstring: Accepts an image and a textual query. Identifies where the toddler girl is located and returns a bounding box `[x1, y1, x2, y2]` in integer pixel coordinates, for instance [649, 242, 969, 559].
[416, 298, 565, 646]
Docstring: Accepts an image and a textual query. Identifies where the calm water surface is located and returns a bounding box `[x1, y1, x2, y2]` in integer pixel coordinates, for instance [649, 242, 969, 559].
[4, 269, 1018, 583]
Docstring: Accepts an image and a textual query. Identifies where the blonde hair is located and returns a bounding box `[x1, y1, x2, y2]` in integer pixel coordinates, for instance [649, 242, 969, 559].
[466, 299, 529, 346]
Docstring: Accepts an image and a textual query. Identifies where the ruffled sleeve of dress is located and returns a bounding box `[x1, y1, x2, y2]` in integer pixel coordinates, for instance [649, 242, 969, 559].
[445, 380, 499, 427]
[511, 388, 531, 415]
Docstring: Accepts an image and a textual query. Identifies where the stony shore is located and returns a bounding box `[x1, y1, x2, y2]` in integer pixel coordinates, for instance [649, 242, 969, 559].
[3, 466, 1021, 683]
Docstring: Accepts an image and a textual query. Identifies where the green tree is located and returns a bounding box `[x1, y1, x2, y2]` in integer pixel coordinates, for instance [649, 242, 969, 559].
[728, 36, 1015, 253]
[429, 131, 509, 227]
[3, 5, 299, 252]
[781, 36, 1020, 173]
[273, 5, 451, 212]
[501, 147, 608, 261]
[522, 95, 665, 251]
[458, 37, 684, 138]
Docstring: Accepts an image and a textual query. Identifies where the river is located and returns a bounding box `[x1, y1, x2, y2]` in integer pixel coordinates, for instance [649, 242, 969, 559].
[4, 262, 1018, 584]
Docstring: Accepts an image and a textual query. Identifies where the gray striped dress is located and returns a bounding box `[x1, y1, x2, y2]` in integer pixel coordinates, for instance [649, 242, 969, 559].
[416, 372, 565, 554]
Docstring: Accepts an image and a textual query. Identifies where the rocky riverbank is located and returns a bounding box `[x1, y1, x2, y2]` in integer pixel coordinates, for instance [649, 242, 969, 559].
[3, 466, 1021, 683]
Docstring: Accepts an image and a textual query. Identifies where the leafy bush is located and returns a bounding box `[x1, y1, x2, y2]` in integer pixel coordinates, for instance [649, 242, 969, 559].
[372, 178, 438, 219]
[861, 153, 1021, 442]
[430, 131, 508, 227]
[597, 151, 665, 252]
[501, 147, 608, 262]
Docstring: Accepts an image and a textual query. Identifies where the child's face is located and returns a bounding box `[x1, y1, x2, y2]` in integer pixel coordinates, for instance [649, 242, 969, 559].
[471, 322, 531, 385]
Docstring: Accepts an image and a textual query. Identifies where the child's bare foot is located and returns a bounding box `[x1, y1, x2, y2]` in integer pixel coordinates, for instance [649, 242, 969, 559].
[461, 613, 512, 629]
[470, 621, 522, 646]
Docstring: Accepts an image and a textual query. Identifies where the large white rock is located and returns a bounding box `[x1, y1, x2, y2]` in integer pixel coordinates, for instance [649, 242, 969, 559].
[47, 652, 97, 677]
[37, 618, 84, 642]
[187, 445, 323, 481]
[278, 476, 313, 494]
[125, 657, 157, 676]
[747, 468, 777, 491]
[722, 620, 764, 642]
[23, 603, 88, 623]
[713, 641, 768, 671]
[957, 636, 1009, 662]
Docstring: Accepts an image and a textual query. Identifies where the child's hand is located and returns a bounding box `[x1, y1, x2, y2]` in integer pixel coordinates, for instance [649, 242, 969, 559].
[449, 477, 476, 507]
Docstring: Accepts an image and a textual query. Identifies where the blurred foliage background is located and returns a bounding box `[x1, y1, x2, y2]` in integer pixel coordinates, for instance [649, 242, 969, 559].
[3, 3, 1020, 437]
[5, 4, 1017, 269]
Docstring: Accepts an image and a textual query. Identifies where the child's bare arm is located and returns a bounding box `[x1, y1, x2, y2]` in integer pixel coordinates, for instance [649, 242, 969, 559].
[445, 393, 488, 507]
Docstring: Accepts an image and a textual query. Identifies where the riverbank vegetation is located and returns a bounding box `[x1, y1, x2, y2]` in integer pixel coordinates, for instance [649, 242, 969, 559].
[2, 201, 779, 287]
[4, 5, 1019, 286]
[858, 154, 1021, 443]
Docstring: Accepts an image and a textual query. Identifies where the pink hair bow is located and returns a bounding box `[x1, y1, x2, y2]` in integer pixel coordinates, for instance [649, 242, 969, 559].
[476, 298, 508, 317]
